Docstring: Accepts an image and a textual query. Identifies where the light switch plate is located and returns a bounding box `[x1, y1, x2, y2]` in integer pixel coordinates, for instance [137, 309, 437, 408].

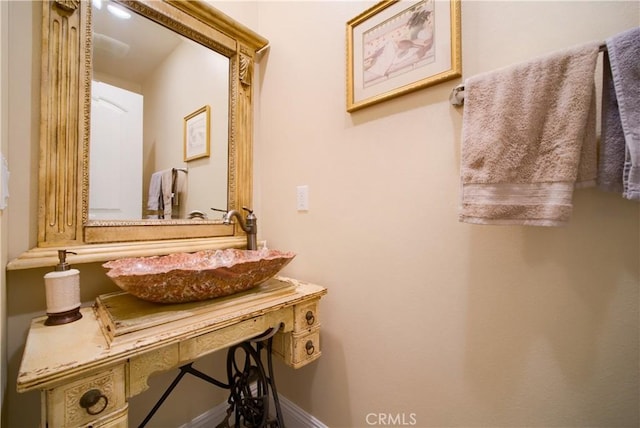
[296, 185, 309, 211]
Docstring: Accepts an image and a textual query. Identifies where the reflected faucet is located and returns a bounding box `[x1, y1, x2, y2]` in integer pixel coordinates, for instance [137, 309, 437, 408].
[212, 207, 257, 250]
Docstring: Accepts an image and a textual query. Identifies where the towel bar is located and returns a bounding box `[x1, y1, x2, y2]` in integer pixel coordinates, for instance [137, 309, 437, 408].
[449, 84, 465, 107]
[450, 43, 607, 106]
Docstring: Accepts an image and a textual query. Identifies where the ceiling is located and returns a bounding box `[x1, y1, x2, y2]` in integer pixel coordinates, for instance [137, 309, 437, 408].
[92, 1, 182, 85]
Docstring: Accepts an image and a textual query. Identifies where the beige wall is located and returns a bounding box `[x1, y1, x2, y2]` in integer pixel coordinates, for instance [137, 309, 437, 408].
[6, 2, 39, 426]
[0, 0, 7, 424]
[254, 1, 639, 427]
[3, 1, 639, 427]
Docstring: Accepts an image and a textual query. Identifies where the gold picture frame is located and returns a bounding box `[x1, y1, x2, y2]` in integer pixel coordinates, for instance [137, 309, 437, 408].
[346, 0, 461, 112]
[183, 105, 211, 161]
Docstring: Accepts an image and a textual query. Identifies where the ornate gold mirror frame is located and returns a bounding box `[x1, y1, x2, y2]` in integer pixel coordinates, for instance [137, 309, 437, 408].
[8, 0, 268, 270]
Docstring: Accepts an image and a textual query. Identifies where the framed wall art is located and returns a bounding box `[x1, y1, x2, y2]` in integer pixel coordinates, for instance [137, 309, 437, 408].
[183, 105, 211, 162]
[346, 0, 461, 112]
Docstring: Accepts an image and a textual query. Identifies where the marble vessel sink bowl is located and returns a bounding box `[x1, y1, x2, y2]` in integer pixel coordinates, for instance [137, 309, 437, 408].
[103, 248, 295, 304]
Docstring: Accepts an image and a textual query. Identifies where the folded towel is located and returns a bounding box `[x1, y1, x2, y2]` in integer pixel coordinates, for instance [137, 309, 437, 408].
[459, 42, 601, 226]
[598, 52, 626, 193]
[161, 169, 174, 219]
[147, 171, 163, 214]
[605, 27, 640, 200]
[172, 169, 187, 207]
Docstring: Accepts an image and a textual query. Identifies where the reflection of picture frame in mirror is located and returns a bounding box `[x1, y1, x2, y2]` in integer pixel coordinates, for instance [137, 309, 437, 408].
[184, 105, 211, 161]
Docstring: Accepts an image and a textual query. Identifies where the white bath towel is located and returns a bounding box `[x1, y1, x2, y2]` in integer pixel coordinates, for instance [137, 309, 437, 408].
[605, 27, 640, 200]
[147, 169, 174, 219]
[147, 171, 163, 216]
[459, 42, 600, 226]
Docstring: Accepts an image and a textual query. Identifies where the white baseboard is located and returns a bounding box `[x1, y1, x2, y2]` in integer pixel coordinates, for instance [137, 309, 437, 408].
[276, 394, 328, 428]
[180, 393, 327, 428]
[179, 399, 229, 428]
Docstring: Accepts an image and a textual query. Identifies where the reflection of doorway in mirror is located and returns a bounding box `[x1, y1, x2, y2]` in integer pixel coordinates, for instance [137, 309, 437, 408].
[90, 81, 143, 220]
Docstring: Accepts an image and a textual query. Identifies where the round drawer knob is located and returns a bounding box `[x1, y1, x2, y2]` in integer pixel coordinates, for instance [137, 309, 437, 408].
[305, 310, 315, 326]
[79, 389, 109, 415]
[305, 340, 315, 355]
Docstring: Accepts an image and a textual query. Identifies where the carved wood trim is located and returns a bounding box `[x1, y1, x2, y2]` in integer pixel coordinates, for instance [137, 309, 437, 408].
[228, 53, 239, 217]
[117, 0, 236, 57]
[46, 365, 126, 427]
[166, 0, 268, 51]
[7, 236, 247, 270]
[239, 54, 253, 87]
[38, 0, 89, 246]
[63, 371, 117, 425]
[236, 44, 254, 226]
[128, 345, 179, 397]
[16, 1, 268, 269]
[53, 0, 79, 13]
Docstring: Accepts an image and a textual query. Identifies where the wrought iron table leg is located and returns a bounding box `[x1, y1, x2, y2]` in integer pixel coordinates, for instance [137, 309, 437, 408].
[224, 326, 285, 427]
[139, 363, 228, 428]
[138, 365, 188, 428]
[138, 325, 284, 428]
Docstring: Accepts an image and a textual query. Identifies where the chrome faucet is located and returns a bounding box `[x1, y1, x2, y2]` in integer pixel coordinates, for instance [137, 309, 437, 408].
[212, 207, 257, 250]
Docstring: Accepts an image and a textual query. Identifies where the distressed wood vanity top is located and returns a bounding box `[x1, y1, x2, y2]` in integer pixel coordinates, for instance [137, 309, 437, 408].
[17, 276, 327, 392]
[95, 276, 298, 345]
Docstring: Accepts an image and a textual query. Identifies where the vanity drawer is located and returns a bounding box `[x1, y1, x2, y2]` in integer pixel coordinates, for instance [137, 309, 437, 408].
[293, 299, 320, 332]
[45, 365, 126, 427]
[272, 328, 321, 369]
[88, 405, 128, 427]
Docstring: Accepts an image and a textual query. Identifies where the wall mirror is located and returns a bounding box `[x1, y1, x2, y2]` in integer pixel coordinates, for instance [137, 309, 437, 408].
[8, 0, 268, 270]
[91, 2, 230, 223]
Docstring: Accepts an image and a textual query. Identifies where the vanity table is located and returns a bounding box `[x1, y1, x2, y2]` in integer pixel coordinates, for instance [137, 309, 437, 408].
[17, 277, 326, 427]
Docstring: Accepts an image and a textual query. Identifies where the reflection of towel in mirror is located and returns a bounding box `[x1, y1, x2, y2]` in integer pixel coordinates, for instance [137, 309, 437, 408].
[161, 169, 174, 219]
[172, 169, 186, 206]
[147, 171, 164, 218]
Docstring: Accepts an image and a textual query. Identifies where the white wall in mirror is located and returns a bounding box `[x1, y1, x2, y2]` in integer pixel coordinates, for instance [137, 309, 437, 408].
[142, 38, 230, 220]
